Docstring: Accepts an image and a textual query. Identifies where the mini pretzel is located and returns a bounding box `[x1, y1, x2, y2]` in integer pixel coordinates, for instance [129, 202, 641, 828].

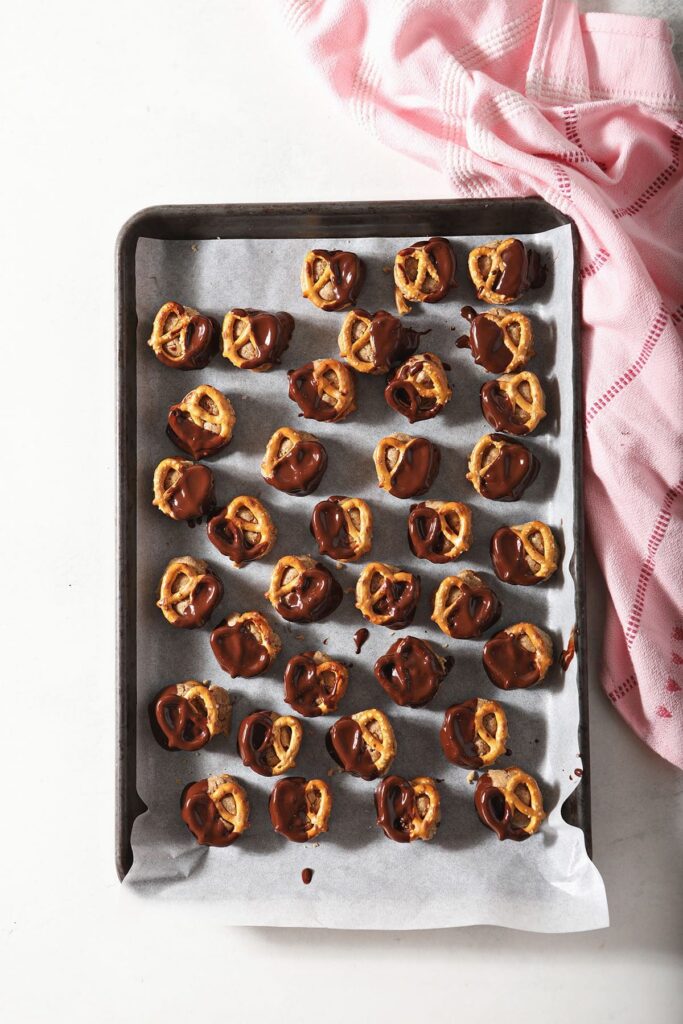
[373, 433, 440, 499]
[266, 554, 342, 623]
[207, 495, 276, 566]
[156, 555, 223, 629]
[375, 775, 441, 842]
[355, 562, 420, 629]
[300, 249, 364, 311]
[468, 238, 537, 304]
[167, 384, 235, 459]
[152, 457, 215, 521]
[148, 301, 214, 369]
[407, 500, 472, 562]
[384, 353, 452, 422]
[238, 709, 304, 776]
[431, 570, 501, 639]
[481, 371, 546, 435]
[221, 308, 293, 371]
[483, 622, 554, 689]
[181, 774, 250, 847]
[475, 767, 546, 839]
[310, 495, 373, 562]
[440, 698, 508, 768]
[284, 651, 349, 717]
[493, 521, 558, 583]
[339, 708, 397, 777]
[459, 307, 534, 373]
[269, 777, 333, 842]
[337, 308, 423, 374]
[393, 236, 456, 314]
[260, 426, 328, 496]
[288, 358, 356, 422]
[210, 611, 281, 678]
[466, 433, 538, 502]
[151, 680, 231, 752]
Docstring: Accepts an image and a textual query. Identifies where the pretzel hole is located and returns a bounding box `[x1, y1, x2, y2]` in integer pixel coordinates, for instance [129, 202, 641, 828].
[403, 255, 419, 281]
[506, 321, 521, 343]
[277, 436, 294, 459]
[163, 467, 181, 490]
[282, 566, 299, 586]
[478, 255, 492, 278]
[518, 380, 531, 401]
[218, 793, 237, 818]
[416, 793, 430, 817]
[481, 444, 499, 470]
[443, 511, 462, 536]
[385, 446, 399, 469]
[321, 370, 338, 404]
[306, 788, 321, 815]
[518, 632, 536, 654]
[163, 338, 183, 357]
[367, 720, 383, 748]
[414, 366, 435, 390]
[200, 395, 219, 416]
[511, 784, 532, 827]
[319, 668, 338, 695]
[172, 571, 191, 595]
[347, 506, 361, 529]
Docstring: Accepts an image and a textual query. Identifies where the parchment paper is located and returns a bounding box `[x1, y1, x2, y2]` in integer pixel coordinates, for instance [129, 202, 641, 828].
[126, 226, 609, 931]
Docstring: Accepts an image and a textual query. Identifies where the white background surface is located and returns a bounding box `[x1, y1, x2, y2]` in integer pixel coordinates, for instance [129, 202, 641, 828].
[1, 2, 681, 1021]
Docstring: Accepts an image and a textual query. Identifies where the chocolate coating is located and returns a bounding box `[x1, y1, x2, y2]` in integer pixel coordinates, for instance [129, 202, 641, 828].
[166, 463, 215, 522]
[311, 249, 364, 309]
[210, 620, 271, 678]
[440, 700, 486, 768]
[456, 308, 512, 373]
[483, 629, 541, 689]
[169, 573, 223, 629]
[207, 508, 269, 565]
[326, 717, 378, 780]
[157, 312, 215, 370]
[397, 237, 456, 302]
[474, 774, 530, 841]
[368, 572, 421, 630]
[438, 580, 501, 639]
[268, 777, 312, 842]
[492, 239, 545, 299]
[288, 363, 347, 422]
[357, 309, 424, 370]
[167, 409, 229, 460]
[274, 562, 343, 623]
[237, 710, 280, 777]
[480, 380, 531, 435]
[477, 435, 538, 501]
[180, 779, 237, 847]
[375, 776, 416, 843]
[150, 686, 211, 752]
[264, 439, 327, 496]
[310, 496, 356, 560]
[407, 504, 450, 563]
[230, 309, 293, 368]
[384, 361, 443, 422]
[374, 636, 451, 708]
[284, 652, 345, 718]
[491, 527, 542, 585]
[389, 438, 440, 499]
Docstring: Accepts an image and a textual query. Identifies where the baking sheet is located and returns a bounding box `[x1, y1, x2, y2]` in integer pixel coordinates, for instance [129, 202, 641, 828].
[125, 226, 608, 931]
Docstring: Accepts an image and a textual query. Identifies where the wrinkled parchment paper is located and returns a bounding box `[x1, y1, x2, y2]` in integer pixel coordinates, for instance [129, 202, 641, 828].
[126, 226, 608, 931]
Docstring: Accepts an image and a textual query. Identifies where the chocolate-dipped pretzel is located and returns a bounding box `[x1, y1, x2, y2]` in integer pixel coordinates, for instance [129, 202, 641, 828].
[483, 622, 553, 690]
[148, 301, 215, 370]
[284, 651, 348, 717]
[374, 636, 452, 708]
[393, 236, 456, 315]
[355, 562, 420, 630]
[266, 555, 343, 624]
[269, 777, 333, 842]
[150, 681, 231, 752]
[431, 570, 501, 639]
[167, 384, 235, 460]
[237, 709, 303, 777]
[261, 426, 328, 496]
[338, 308, 424, 374]
[384, 352, 452, 422]
[474, 767, 545, 841]
[221, 308, 294, 371]
[326, 708, 396, 780]
[373, 433, 440, 499]
[207, 495, 276, 567]
[156, 556, 223, 629]
[468, 238, 545, 305]
[288, 358, 356, 423]
[375, 775, 440, 843]
[210, 611, 281, 678]
[491, 520, 558, 585]
[440, 698, 508, 768]
[301, 249, 365, 311]
[310, 495, 373, 562]
[181, 774, 250, 847]
[407, 500, 472, 563]
[480, 371, 546, 435]
[152, 457, 215, 522]
[466, 433, 539, 502]
[456, 307, 534, 374]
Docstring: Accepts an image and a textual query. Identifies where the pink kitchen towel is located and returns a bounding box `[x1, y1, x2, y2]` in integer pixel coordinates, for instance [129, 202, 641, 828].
[283, 0, 683, 769]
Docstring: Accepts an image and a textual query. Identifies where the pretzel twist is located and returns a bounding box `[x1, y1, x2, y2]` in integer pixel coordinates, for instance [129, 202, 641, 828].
[301, 251, 336, 306]
[338, 309, 380, 373]
[431, 573, 474, 634]
[352, 709, 396, 776]
[270, 715, 304, 774]
[468, 239, 527, 305]
[311, 652, 349, 713]
[261, 426, 317, 478]
[266, 555, 317, 609]
[207, 775, 250, 834]
[491, 371, 545, 430]
[488, 767, 546, 835]
[503, 622, 554, 677]
[508, 521, 559, 580]
[394, 247, 444, 306]
[148, 301, 208, 363]
[408, 777, 441, 841]
[355, 562, 418, 627]
[225, 611, 281, 660]
[373, 433, 437, 496]
[412, 501, 472, 560]
[316, 496, 373, 561]
[152, 457, 192, 518]
[176, 682, 229, 738]
[216, 496, 276, 561]
[466, 434, 512, 495]
[292, 358, 356, 419]
[471, 699, 508, 766]
[387, 353, 451, 418]
[175, 385, 235, 442]
[472, 309, 534, 370]
[303, 779, 333, 839]
[156, 556, 217, 625]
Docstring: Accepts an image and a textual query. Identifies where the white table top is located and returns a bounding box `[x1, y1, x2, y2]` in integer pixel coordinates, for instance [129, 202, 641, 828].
[1, 2, 681, 1021]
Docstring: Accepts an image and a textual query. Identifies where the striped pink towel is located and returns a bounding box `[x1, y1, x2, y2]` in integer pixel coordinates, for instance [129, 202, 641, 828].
[283, 0, 683, 769]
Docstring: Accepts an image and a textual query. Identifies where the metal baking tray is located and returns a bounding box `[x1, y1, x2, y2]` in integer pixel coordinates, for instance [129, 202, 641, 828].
[116, 199, 590, 881]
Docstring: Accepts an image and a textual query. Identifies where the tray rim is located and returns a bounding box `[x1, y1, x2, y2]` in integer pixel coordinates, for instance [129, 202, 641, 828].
[116, 198, 590, 883]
